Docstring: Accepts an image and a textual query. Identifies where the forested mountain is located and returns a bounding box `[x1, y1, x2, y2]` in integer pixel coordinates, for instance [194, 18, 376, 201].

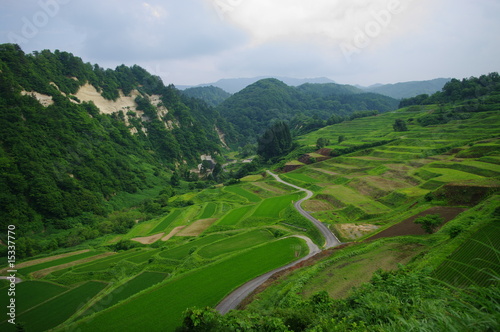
[362, 78, 450, 99]
[217, 78, 399, 143]
[400, 73, 500, 108]
[0, 44, 231, 236]
[180, 76, 336, 93]
[181, 85, 232, 107]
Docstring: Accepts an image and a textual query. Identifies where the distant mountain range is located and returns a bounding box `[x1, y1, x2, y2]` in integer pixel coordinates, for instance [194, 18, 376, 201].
[360, 78, 451, 99]
[178, 77, 451, 100]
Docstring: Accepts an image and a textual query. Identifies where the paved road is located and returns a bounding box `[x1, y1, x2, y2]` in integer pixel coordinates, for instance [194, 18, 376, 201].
[216, 236, 320, 315]
[266, 170, 341, 249]
[216, 171, 342, 314]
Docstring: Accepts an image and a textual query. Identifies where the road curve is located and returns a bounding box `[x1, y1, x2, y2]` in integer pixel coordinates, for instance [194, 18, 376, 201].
[216, 171, 342, 314]
[266, 170, 341, 249]
[216, 235, 320, 315]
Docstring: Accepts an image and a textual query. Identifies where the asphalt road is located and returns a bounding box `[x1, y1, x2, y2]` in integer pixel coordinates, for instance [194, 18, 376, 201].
[266, 170, 341, 249]
[215, 171, 342, 314]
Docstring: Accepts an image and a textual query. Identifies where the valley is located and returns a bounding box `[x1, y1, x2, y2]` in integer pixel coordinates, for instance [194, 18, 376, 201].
[0, 45, 499, 331]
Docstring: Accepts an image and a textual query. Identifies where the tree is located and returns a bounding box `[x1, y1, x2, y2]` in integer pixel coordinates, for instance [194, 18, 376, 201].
[414, 214, 444, 234]
[338, 135, 346, 144]
[257, 121, 292, 160]
[393, 119, 408, 132]
[316, 137, 330, 149]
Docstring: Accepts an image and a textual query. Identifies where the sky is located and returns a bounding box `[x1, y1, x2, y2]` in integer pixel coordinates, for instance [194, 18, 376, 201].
[1, 0, 499, 87]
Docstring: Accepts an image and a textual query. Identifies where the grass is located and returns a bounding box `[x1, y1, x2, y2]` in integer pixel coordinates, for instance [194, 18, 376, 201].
[71, 237, 307, 332]
[83, 272, 167, 317]
[283, 173, 321, 183]
[0, 281, 67, 315]
[198, 229, 275, 258]
[158, 234, 227, 260]
[148, 209, 183, 235]
[125, 249, 159, 264]
[18, 251, 103, 275]
[433, 221, 500, 287]
[225, 186, 262, 202]
[252, 193, 303, 218]
[217, 205, 254, 226]
[0, 281, 106, 332]
[198, 202, 217, 219]
[73, 250, 144, 273]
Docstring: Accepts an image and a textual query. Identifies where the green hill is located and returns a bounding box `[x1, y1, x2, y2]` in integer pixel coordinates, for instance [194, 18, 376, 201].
[217, 78, 399, 143]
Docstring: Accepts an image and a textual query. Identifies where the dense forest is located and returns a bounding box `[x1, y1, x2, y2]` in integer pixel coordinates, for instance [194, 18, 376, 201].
[217, 78, 399, 143]
[0, 44, 233, 250]
[181, 86, 232, 107]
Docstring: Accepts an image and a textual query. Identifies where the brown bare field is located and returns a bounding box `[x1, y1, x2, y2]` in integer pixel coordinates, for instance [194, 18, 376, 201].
[132, 233, 165, 244]
[303, 200, 334, 212]
[161, 226, 186, 241]
[31, 252, 116, 279]
[3, 249, 90, 272]
[335, 223, 380, 240]
[176, 218, 218, 236]
[368, 206, 467, 240]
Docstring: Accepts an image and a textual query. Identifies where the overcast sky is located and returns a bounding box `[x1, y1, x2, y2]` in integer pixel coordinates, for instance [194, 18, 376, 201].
[1, 0, 499, 87]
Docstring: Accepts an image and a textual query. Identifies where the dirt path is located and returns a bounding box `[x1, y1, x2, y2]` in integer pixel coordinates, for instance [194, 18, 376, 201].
[0, 249, 91, 275]
[131, 233, 165, 244]
[161, 226, 186, 241]
[31, 252, 116, 279]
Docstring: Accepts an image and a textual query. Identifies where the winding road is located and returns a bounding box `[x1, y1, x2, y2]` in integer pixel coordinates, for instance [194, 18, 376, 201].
[216, 171, 341, 314]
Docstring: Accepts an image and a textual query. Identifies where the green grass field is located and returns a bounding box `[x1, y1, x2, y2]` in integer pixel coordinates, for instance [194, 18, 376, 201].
[283, 173, 321, 184]
[252, 193, 303, 218]
[71, 237, 307, 332]
[125, 249, 159, 264]
[158, 234, 227, 260]
[198, 202, 217, 219]
[18, 251, 103, 275]
[0, 281, 67, 315]
[83, 272, 167, 317]
[73, 250, 144, 273]
[225, 186, 262, 202]
[148, 209, 183, 235]
[198, 229, 275, 258]
[433, 222, 500, 287]
[0, 281, 106, 332]
[217, 205, 254, 226]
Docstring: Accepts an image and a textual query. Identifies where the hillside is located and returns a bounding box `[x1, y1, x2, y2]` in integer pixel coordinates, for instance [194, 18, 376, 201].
[0, 44, 232, 238]
[217, 78, 399, 143]
[180, 85, 232, 107]
[363, 78, 451, 99]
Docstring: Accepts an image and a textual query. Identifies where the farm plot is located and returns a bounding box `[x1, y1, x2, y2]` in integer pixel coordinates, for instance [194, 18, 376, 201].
[0, 281, 67, 315]
[433, 222, 500, 287]
[83, 272, 167, 316]
[198, 229, 275, 258]
[252, 193, 303, 218]
[148, 209, 183, 235]
[198, 202, 217, 219]
[158, 234, 227, 260]
[18, 250, 103, 275]
[0, 281, 106, 332]
[282, 173, 321, 184]
[217, 205, 254, 226]
[73, 250, 145, 273]
[71, 237, 307, 332]
[225, 186, 262, 202]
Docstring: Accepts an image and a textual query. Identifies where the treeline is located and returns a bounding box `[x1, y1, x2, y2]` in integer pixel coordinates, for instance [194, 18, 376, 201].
[399, 72, 500, 108]
[217, 78, 399, 144]
[181, 86, 232, 107]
